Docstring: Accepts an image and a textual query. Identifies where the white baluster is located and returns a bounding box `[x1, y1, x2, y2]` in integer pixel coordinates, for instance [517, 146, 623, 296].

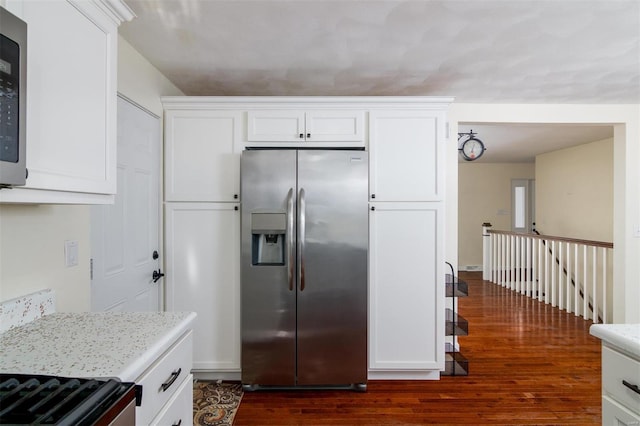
[515, 236, 520, 293]
[551, 240, 557, 307]
[566, 242, 572, 314]
[532, 238, 536, 297]
[558, 241, 563, 310]
[602, 249, 607, 324]
[592, 246, 597, 324]
[545, 238, 550, 304]
[574, 243, 579, 317]
[526, 237, 532, 297]
[583, 245, 588, 320]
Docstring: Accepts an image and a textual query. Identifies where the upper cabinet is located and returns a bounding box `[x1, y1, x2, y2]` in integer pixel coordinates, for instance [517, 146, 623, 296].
[164, 110, 243, 202]
[369, 110, 447, 202]
[247, 110, 364, 147]
[0, 0, 134, 204]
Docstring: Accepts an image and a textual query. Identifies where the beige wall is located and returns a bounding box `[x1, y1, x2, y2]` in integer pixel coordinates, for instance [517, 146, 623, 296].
[536, 138, 613, 242]
[0, 37, 182, 311]
[448, 103, 639, 323]
[0, 205, 90, 311]
[458, 163, 535, 270]
[117, 35, 184, 116]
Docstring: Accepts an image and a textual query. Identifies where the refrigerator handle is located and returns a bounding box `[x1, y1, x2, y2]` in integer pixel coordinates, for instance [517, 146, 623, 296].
[298, 188, 306, 292]
[287, 187, 294, 291]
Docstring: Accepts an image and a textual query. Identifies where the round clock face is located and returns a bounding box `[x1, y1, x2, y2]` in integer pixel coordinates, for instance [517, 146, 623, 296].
[461, 137, 485, 161]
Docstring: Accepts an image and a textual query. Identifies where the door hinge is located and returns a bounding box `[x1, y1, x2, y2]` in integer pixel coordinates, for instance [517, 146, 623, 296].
[90, 258, 93, 280]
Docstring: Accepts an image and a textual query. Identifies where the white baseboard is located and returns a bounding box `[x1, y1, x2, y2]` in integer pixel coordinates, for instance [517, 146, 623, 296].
[464, 265, 482, 271]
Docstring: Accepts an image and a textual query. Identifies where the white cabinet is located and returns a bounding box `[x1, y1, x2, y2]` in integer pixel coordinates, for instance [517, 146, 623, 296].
[368, 202, 444, 378]
[247, 110, 364, 146]
[160, 96, 452, 381]
[137, 330, 194, 425]
[165, 203, 241, 373]
[164, 110, 242, 202]
[601, 345, 640, 424]
[151, 372, 194, 426]
[369, 110, 446, 202]
[0, 0, 133, 204]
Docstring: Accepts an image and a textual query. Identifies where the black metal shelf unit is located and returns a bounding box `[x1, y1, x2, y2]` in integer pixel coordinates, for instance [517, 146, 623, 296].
[442, 264, 469, 376]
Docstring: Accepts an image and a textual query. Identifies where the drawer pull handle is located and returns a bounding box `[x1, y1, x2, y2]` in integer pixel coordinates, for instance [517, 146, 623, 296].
[161, 367, 182, 392]
[172, 420, 182, 426]
[623, 380, 640, 395]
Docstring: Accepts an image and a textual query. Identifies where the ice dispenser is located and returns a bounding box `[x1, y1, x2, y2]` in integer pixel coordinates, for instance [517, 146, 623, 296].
[251, 213, 286, 265]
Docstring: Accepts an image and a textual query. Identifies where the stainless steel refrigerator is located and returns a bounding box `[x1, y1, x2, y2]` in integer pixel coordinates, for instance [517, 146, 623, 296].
[240, 149, 368, 391]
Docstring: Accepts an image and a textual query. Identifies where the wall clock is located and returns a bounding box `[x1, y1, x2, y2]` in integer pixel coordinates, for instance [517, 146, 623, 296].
[458, 131, 485, 161]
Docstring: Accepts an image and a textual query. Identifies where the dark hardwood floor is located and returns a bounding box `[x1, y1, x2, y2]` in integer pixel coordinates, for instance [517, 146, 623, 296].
[234, 272, 602, 425]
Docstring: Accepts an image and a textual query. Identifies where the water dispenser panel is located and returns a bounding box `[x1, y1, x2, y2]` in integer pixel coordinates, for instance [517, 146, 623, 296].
[251, 213, 286, 265]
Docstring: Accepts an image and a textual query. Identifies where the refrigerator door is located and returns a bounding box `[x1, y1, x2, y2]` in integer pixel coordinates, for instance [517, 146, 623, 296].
[241, 149, 297, 387]
[296, 150, 369, 386]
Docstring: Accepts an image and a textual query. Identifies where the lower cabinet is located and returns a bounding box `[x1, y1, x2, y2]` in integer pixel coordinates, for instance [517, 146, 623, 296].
[603, 396, 640, 426]
[165, 203, 241, 373]
[368, 202, 444, 378]
[137, 330, 194, 425]
[600, 344, 640, 424]
[151, 372, 194, 426]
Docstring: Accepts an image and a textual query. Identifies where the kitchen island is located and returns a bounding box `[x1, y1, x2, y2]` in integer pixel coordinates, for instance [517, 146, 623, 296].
[0, 311, 197, 425]
[590, 324, 640, 424]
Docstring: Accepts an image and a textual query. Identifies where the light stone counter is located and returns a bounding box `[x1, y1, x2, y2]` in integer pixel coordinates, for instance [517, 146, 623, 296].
[0, 311, 196, 382]
[590, 323, 640, 359]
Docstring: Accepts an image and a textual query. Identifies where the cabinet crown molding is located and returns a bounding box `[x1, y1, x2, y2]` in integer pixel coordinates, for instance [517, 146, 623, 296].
[162, 96, 455, 110]
[86, 0, 136, 25]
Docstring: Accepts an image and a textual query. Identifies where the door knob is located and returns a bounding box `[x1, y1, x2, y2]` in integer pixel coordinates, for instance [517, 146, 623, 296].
[152, 269, 165, 283]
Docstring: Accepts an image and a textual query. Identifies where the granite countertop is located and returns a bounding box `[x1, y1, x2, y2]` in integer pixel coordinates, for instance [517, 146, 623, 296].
[590, 323, 640, 358]
[0, 311, 196, 382]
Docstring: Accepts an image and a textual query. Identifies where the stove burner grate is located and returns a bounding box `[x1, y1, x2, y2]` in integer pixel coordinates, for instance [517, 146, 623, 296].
[0, 373, 135, 425]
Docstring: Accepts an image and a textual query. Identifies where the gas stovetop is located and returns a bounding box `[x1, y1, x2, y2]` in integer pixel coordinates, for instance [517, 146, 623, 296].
[0, 373, 137, 425]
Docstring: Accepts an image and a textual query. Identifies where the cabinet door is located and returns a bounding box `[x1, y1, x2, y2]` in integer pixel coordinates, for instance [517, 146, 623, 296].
[305, 110, 364, 142]
[369, 110, 446, 202]
[165, 111, 242, 202]
[602, 396, 640, 426]
[247, 110, 365, 146]
[165, 203, 240, 372]
[0, 0, 130, 203]
[369, 202, 444, 373]
[150, 373, 193, 426]
[247, 110, 305, 142]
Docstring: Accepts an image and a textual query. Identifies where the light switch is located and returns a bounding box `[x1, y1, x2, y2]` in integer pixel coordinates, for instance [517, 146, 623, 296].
[65, 240, 79, 267]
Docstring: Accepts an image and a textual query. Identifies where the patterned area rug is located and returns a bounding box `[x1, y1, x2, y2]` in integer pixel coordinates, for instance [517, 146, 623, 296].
[193, 381, 243, 426]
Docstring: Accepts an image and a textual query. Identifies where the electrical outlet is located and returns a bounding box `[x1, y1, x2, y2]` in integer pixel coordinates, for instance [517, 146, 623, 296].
[65, 240, 78, 267]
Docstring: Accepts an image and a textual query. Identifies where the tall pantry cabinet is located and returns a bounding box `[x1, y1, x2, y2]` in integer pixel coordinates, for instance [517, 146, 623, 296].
[368, 110, 447, 379]
[164, 109, 242, 375]
[162, 97, 451, 380]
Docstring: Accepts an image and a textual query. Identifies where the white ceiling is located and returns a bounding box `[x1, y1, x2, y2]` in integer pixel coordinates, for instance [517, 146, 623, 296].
[457, 123, 613, 163]
[118, 0, 637, 161]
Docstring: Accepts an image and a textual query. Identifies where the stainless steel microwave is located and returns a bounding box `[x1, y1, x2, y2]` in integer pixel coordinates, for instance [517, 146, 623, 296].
[0, 7, 27, 188]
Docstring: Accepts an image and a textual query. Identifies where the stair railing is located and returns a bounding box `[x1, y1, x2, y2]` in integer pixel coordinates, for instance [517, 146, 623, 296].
[482, 224, 613, 323]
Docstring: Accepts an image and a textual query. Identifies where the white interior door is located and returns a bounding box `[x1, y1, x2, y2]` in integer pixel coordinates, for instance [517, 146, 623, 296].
[90, 96, 162, 312]
[512, 179, 535, 233]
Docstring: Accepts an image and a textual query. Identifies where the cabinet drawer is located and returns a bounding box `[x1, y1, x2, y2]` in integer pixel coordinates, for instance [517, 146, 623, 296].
[151, 373, 194, 426]
[603, 396, 640, 426]
[603, 346, 640, 414]
[137, 330, 193, 425]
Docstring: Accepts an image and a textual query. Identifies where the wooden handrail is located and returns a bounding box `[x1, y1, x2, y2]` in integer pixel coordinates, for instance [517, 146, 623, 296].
[487, 230, 613, 249]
